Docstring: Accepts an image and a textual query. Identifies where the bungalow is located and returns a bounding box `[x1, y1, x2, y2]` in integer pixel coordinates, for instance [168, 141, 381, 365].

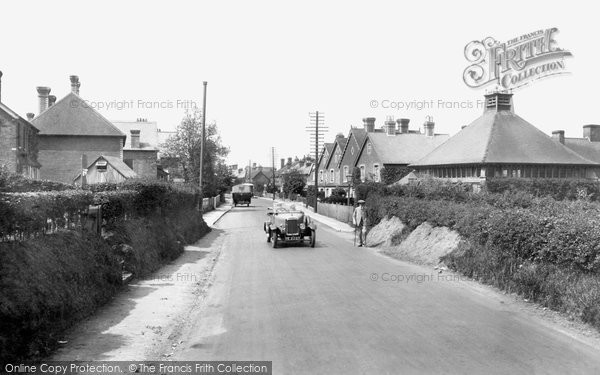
[410, 91, 600, 187]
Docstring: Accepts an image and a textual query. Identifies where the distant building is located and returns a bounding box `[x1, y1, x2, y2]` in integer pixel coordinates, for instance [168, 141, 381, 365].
[354, 117, 449, 183]
[32, 76, 127, 183]
[411, 92, 600, 186]
[554, 125, 600, 164]
[112, 118, 159, 179]
[0, 71, 41, 178]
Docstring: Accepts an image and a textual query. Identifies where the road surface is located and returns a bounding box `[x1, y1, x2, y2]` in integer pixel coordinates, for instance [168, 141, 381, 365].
[52, 197, 600, 374]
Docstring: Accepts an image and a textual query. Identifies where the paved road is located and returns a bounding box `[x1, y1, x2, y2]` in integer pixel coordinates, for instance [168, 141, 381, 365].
[174, 198, 600, 374]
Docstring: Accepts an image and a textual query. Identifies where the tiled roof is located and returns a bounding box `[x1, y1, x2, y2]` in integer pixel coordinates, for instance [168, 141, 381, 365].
[361, 132, 450, 165]
[33, 93, 126, 140]
[251, 167, 274, 179]
[0, 102, 38, 131]
[319, 143, 334, 166]
[563, 138, 600, 164]
[73, 155, 137, 182]
[411, 110, 598, 166]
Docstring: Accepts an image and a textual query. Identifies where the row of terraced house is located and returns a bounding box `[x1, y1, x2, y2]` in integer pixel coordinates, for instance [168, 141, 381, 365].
[311, 91, 600, 197]
[0, 72, 173, 184]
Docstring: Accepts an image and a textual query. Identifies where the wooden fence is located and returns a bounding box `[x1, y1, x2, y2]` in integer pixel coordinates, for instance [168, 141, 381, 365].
[312, 202, 354, 224]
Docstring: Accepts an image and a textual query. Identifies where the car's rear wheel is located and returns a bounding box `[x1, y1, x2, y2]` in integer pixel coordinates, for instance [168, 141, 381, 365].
[310, 230, 316, 247]
[271, 231, 278, 248]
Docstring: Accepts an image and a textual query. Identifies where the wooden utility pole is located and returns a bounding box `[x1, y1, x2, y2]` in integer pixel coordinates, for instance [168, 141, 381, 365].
[307, 111, 327, 213]
[271, 147, 276, 201]
[199, 81, 207, 211]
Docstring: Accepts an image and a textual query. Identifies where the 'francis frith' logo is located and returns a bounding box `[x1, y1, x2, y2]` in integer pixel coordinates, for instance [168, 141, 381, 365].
[463, 28, 573, 90]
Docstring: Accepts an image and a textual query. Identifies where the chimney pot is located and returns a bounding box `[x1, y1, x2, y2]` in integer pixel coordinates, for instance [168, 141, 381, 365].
[36, 86, 51, 115]
[363, 117, 376, 132]
[424, 118, 435, 137]
[130, 129, 141, 148]
[280, 158, 285, 169]
[397, 118, 410, 134]
[583, 124, 600, 142]
[552, 130, 565, 145]
[287, 157, 292, 166]
[385, 117, 396, 136]
[26, 113, 35, 121]
[70, 75, 80, 95]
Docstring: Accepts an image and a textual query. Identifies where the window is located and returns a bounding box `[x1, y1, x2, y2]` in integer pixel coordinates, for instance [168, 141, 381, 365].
[373, 164, 380, 182]
[343, 166, 349, 182]
[96, 160, 108, 172]
[360, 165, 365, 181]
[367, 142, 372, 155]
[351, 147, 354, 155]
[330, 169, 334, 183]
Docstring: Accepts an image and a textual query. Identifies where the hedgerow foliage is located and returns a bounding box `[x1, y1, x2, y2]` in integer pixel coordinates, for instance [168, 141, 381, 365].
[360, 178, 600, 330]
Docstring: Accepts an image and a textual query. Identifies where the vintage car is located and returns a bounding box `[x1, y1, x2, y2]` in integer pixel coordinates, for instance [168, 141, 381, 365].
[264, 204, 317, 248]
[232, 183, 253, 207]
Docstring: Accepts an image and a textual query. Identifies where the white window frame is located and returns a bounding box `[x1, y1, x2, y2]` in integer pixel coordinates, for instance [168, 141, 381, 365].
[319, 170, 323, 182]
[367, 142, 372, 155]
[343, 165, 349, 182]
[360, 165, 365, 181]
[330, 169, 334, 183]
[373, 163, 380, 182]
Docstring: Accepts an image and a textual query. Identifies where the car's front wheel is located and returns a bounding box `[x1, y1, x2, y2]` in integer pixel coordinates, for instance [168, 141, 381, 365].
[271, 231, 278, 248]
[310, 230, 316, 248]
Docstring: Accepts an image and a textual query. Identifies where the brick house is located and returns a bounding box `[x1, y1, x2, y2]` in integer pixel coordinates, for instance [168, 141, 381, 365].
[337, 125, 367, 189]
[113, 119, 159, 179]
[354, 117, 449, 183]
[323, 133, 347, 189]
[32, 76, 128, 183]
[0, 99, 41, 179]
[411, 92, 600, 186]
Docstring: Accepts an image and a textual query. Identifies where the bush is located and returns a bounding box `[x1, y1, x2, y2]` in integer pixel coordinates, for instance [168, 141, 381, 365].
[0, 167, 75, 192]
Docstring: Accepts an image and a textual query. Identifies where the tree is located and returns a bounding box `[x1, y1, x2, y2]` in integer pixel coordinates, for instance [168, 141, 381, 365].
[352, 167, 362, 186]
[282, 170, 306, 198]
[162, 109, 230, 197]
[380, 166, 411, 185]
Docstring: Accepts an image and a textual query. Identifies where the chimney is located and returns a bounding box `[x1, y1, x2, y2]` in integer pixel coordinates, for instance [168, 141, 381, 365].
[287, 157, 292, 166]
[583, 125, 600, 142]
[424, 117, 435, 137]
[385, 116, 396, 136]
[461, 125, 468, 129]
[252, 162, 257, 169]
[336, 132, 344, 140]
[552, 130, 565, 145]
[48, 95, 57, 107]
[397, 118, 410, 134]
[363, 117, 376, 132]
[130, 129, 141, 148]
[26, 113, 35, 121]
[36, 86, 51, 114]
[0, 70, 3, 103]
[280, 158, 285, 169]
[70, 75, 80, 95]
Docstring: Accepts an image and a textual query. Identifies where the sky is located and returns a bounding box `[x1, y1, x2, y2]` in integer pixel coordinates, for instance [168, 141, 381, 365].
[1, 0, 598, 168]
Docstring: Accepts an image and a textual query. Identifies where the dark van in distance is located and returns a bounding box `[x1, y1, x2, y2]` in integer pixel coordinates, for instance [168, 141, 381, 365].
[232, 183, 253, 207]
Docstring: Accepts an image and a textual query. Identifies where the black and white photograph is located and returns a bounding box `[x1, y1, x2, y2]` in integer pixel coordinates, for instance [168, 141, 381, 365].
[2, 1, 600, 374]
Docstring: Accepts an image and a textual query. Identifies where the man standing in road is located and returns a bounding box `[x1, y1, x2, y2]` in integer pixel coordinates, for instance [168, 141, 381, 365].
[352, 199, 367, 247]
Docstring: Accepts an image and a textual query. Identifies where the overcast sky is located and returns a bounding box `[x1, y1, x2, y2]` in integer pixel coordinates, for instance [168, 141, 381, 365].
[1, 0, 598, 168]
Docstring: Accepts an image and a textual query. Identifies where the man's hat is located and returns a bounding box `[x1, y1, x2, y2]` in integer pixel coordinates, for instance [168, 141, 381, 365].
[357, 199, 365, 204]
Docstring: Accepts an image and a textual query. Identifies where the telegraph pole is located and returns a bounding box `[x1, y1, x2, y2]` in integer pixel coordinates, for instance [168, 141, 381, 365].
[199, 81, 207, 211]
[307, 111, 327, 213]
[271, 147, 276, 201]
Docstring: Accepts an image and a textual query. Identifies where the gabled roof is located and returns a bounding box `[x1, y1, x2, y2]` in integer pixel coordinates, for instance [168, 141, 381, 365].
[0, 102, 39, 131]
[251, 167, 274, 179]
[73, 155, 137, 182]
[337, 127, 366, 168]
[563, 138, 600, 164]
[411, 110, 598, 167]
[33, 93, 126, 141]
[325, 136, 347, 169]
[318, 143, 334, 167]
[357, 132, 450, 166]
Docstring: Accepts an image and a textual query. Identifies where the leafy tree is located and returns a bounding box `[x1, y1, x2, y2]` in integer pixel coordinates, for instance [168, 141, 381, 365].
[162, 109, 230, 197]
[380, 166, 412, 185]
[282, 170, 306, 198]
